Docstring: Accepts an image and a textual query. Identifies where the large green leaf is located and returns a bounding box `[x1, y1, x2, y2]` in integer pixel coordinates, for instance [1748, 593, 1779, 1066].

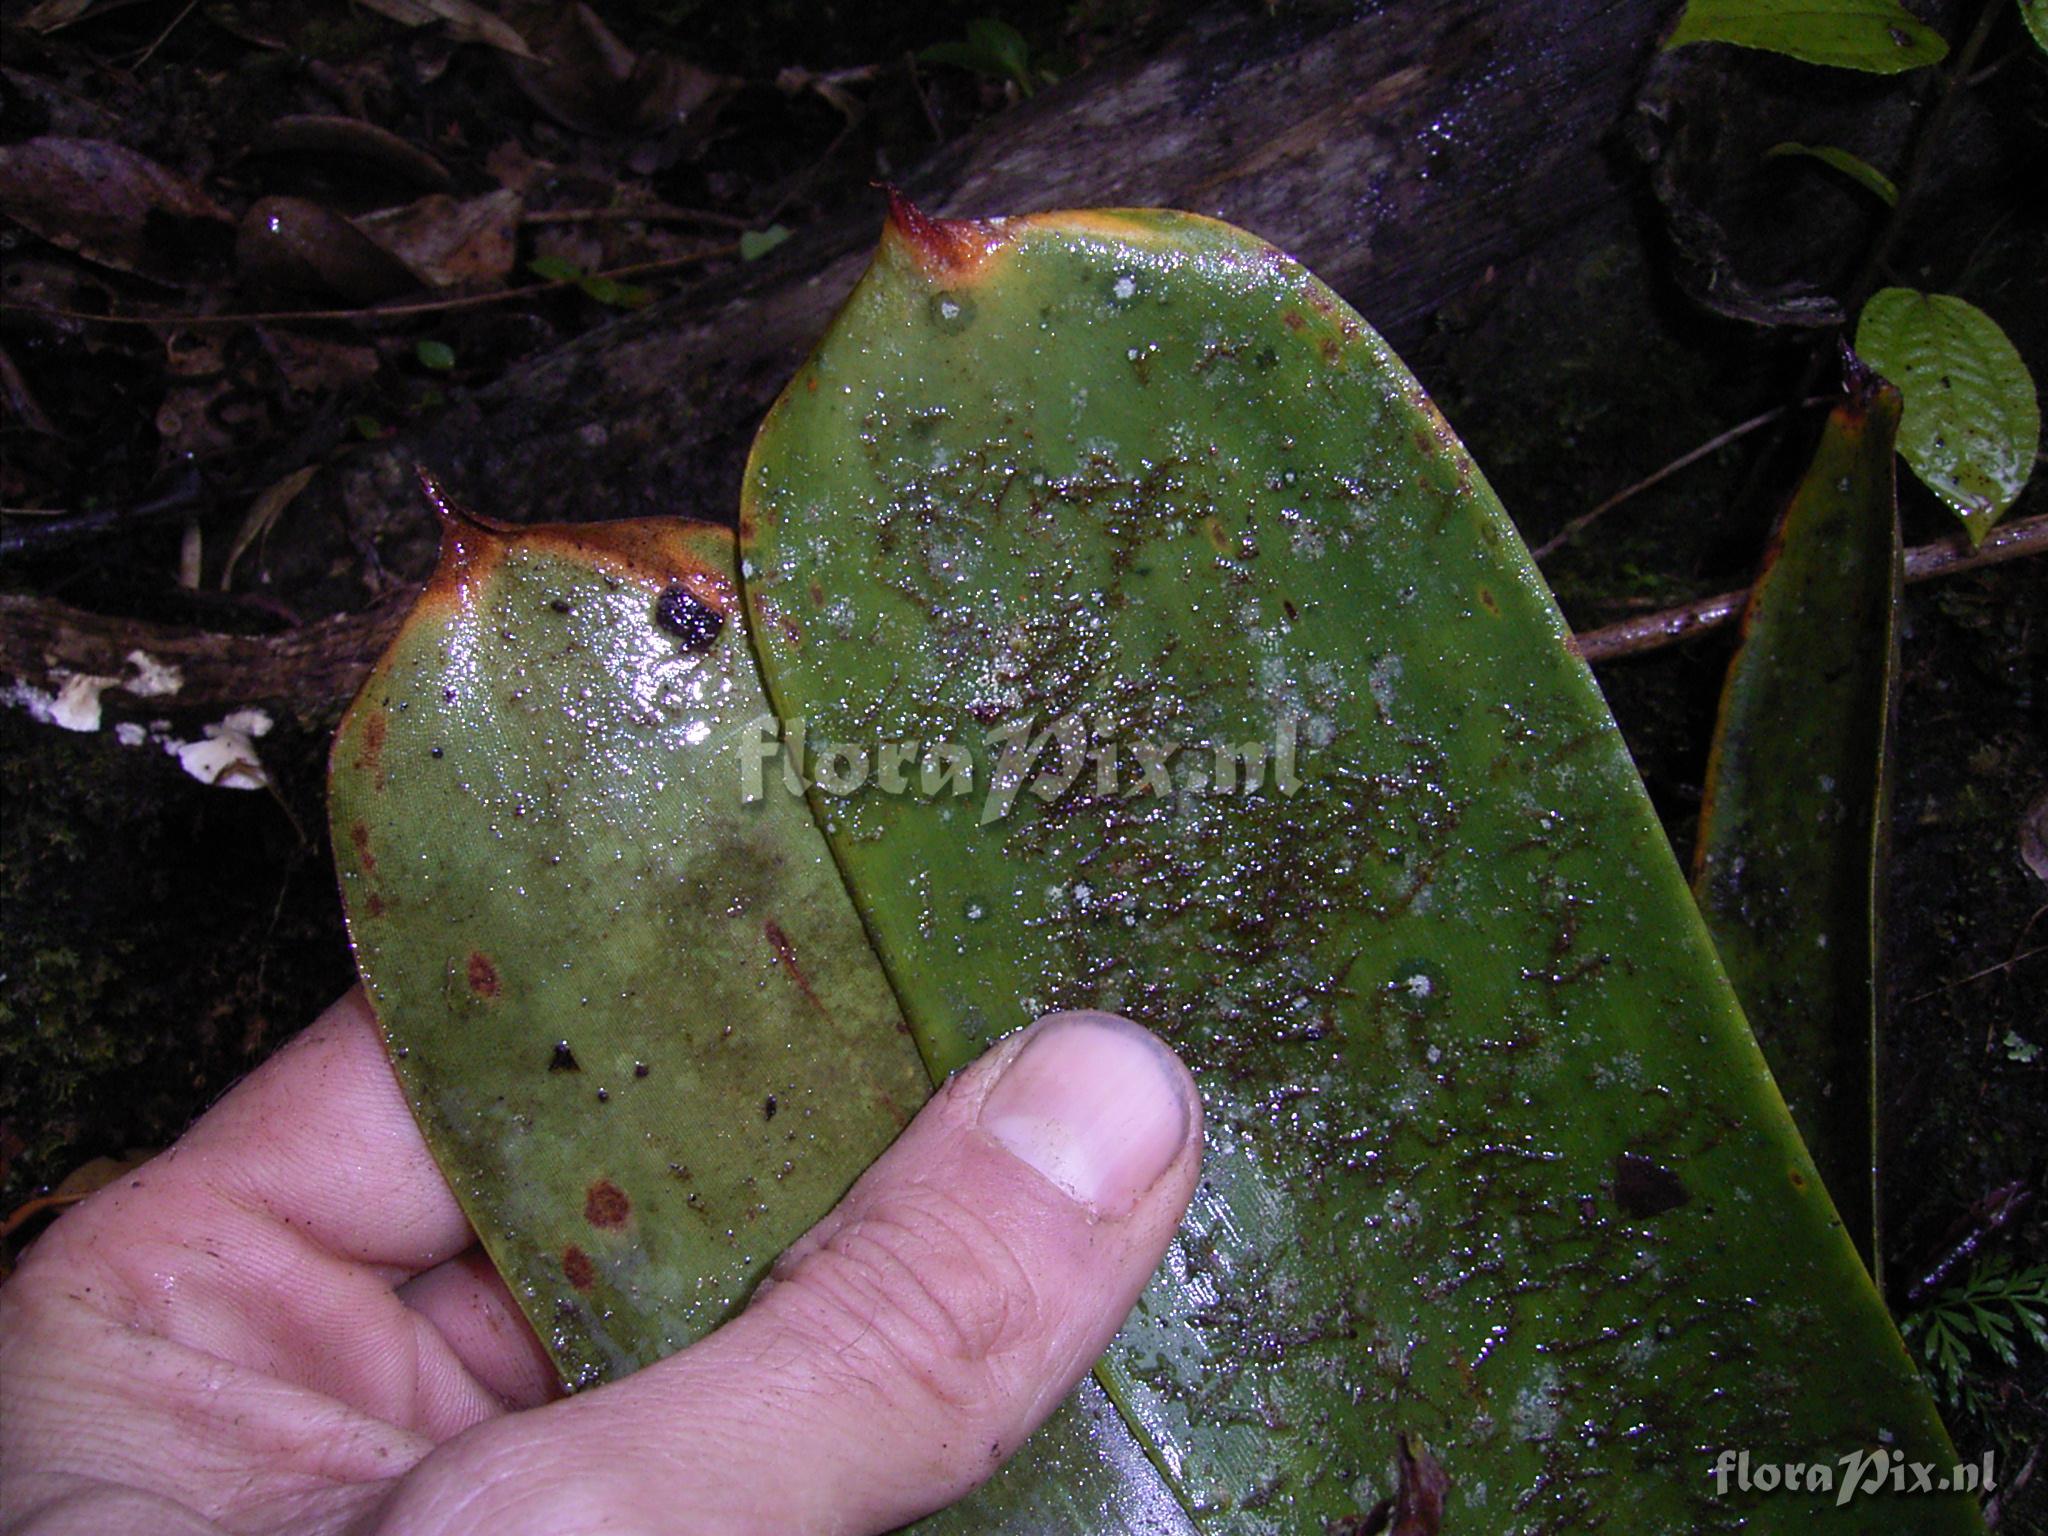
[740, 203, 1977, 1530]
[1693, 370, 1904, 1275]
[1856, 288, 2040, 544]
[1665, 0, 1949, 72]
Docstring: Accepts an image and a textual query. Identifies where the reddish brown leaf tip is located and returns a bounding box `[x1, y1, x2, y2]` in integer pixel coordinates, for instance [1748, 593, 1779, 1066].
[881, 186, 996, 276]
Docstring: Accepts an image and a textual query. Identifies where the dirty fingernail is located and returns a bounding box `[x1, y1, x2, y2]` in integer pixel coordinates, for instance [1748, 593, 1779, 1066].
[978, 1010, 1194, 1218]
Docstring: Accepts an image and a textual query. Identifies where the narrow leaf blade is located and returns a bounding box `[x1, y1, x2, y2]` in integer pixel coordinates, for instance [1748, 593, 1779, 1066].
[1692, 370, 1904, 1271]
[1764, 141, 1900, 205]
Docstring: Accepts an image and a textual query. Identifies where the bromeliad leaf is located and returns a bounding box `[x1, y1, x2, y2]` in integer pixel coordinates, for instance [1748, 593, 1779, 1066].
[329, 487, 933, 1387]
[1692, 363, 1903, 1272]
[2024, 0, 2048, 54]
[1856, 288, 2041, 543]
[1666, 0, 1949, 71]
[739, 200, 1981, 1531]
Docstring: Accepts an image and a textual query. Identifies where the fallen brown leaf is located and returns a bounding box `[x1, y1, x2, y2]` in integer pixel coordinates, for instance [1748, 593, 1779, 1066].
[357, 189, 522, 288]
[0, 137, 229, 283]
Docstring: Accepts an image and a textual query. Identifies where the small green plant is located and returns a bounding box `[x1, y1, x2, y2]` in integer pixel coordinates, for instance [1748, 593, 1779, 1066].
[1667, 0, 2043, 545]
[528, 256, 652, 310]
[1905, 1256, 2048, 1410]
[920, 16, 1042, 96]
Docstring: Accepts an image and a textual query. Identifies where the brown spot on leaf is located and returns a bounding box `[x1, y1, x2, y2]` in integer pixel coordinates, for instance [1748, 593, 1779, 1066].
[1281, 309, 1305, 331]
[584, 1179, 631, 1228]
[655, 586, 724, 651]
[355, 710, 386, 780]
[764, 919, 829, 1017]
[349, 821, 377, 875]
[1615, 1151, 1690, 1218]
[1336, 1434, 1448, 1536]
[466, 951, 499, 997]
[1478, 586, 1500, 616]
[562, 1245, 596, 1290]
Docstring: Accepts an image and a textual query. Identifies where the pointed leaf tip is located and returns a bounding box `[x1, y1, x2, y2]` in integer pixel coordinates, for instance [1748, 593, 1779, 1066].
[881, 186, 999, 277]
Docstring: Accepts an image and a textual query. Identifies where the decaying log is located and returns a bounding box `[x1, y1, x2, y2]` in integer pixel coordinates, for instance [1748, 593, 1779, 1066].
[2, 0, 1676, 714]
[418, 0, 1672, 528]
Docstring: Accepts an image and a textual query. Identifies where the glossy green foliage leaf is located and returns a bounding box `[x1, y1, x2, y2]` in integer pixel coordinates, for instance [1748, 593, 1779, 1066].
[1693, 372, 1903, 1273]
[1764, 141, 1899, 204]
[741, 204, 1978, 1530]
[1666, 0, 1949, 70]
[1857, 288, 2040, 543]
[2025, 0, 2048, 55]
[329, 498, 933, 1388]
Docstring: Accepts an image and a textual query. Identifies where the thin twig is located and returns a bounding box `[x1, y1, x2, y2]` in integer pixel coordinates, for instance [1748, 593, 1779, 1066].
[130, 0, 199, 69]
[1574, 512, 2048, 663]
[1531, 398, 1829, 561]
[0, 245, 734, 329]
[521, 206, 751, 229]
[0, 464, 207, 559]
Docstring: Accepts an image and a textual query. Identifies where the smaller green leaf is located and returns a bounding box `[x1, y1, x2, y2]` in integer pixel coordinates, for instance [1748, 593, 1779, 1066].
[527, 255, 582, 283]
[1856, 288, 2041, 542]
[921, 16, 1035, 94]
[415, 338, 456, 371]
[2023, 0, 2048, 54]
[1666, 0, 1949, 72]
[577, 275, 652, 309]
[1764, 141, 1898, 204]
[352, 414, 388, 440]
[738, 224, 791, 262]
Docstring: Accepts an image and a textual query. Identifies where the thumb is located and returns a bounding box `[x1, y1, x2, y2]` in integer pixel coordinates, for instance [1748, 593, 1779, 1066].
[379, 1010, 1203, 1536]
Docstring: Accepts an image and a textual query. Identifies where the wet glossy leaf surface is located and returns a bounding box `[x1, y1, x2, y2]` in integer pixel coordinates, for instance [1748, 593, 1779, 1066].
[1665, 0, 1949, 72]
[1856, 289, 2040, 543]
[742, 206, 1977, 1530]
[1693, 373, 1903, 1272]
[330, 506, 931, 1387]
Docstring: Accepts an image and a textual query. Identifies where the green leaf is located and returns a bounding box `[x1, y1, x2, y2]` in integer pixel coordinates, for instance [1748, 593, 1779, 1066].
[527, 254, 582, 283]
[2024, 0, 2048, 54]
[921, 16, 1036, 94]
[576, 275, 653, 309]
[1666, 0, 1949, 71]
[414, 338, 456, 371]
[330, 504, 933, 1386]
[1692, 370, 1903, 1272]
[739, 203, 1980, 1529]
[1856, 288, 2041, 543]
[739, 224, 791, 262]
[1764, 141, 1899, 204]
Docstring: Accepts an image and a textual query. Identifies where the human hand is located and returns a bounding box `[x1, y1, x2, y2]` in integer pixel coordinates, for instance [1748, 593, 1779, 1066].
[1, 990, 1201, 1535]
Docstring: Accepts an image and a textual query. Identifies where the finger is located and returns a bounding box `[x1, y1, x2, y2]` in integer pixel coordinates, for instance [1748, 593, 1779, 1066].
[398, 1250, 562, 1410]
[377, 1010, 1203, 1536]
[13, 990, 513, 1437]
